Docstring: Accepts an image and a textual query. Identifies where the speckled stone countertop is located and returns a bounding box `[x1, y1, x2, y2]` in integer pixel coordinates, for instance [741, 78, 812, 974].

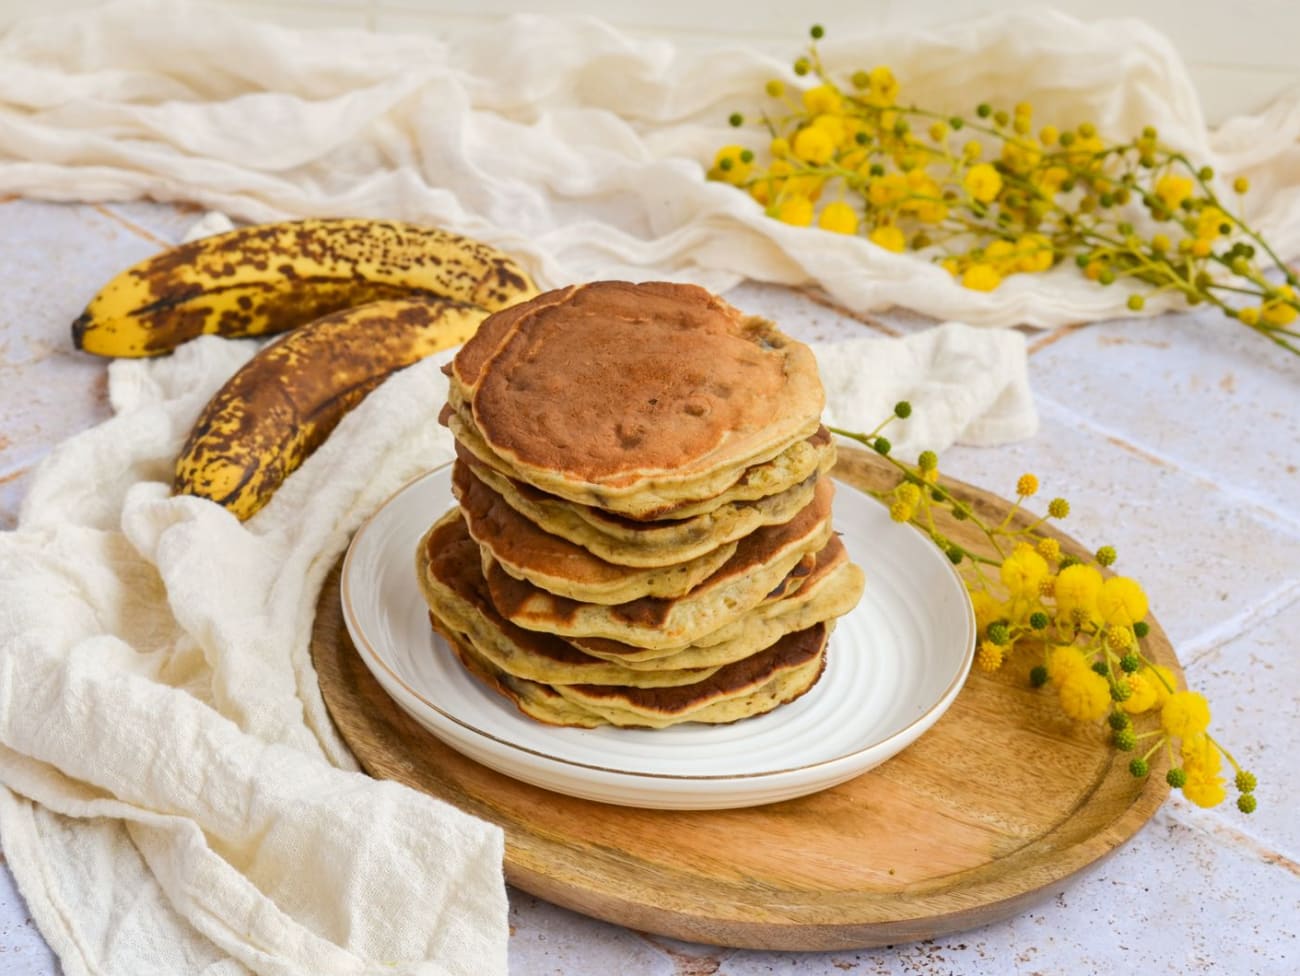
[1, 198, 1297, 975]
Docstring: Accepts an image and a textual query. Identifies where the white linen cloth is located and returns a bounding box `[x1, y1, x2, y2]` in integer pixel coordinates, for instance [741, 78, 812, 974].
[0, 1, 1279, 973]
[3, 1, 1299, 326]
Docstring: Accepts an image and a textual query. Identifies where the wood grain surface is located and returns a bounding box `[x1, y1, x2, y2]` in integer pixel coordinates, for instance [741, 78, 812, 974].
[310, 447, 1181, 950]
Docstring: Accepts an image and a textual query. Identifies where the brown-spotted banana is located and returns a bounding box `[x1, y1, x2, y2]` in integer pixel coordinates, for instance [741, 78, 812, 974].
[173, 297, 488, 520]
[73, 217, 537, 357]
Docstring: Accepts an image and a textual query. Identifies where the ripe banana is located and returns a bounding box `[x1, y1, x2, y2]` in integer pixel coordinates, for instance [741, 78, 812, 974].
[174, 297, 488, 520]
[73, 217, 537, 357]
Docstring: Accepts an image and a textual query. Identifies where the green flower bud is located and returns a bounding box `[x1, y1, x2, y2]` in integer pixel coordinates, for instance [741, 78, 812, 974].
[1235, 770, 1257, 793]
[1237, 793, 1257, 814]
[1167, 768, 1188, 788]
[1129, 757, 1149, 777]
[1029, 665, 1049, 687]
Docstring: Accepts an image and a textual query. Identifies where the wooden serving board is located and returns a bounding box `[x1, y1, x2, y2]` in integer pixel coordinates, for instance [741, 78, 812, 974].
[310, 448, 1181, 950]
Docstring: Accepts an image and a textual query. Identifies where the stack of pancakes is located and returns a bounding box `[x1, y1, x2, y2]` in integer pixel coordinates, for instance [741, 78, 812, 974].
[416, 281, 865, 728]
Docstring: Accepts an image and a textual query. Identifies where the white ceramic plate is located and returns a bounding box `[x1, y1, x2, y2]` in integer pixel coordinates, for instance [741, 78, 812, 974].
[340, 465, 975, 810]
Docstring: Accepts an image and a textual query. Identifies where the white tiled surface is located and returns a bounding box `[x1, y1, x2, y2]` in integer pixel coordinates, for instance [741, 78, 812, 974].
[1, 198, 1298, 973]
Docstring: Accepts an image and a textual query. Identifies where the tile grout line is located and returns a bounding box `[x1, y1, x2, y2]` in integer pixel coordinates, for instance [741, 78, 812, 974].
[1033, 393, 1300, 539]
[1178, 579, 1300, 667]
[1166, 803, 1300, 882]
[91, 204, 171, 248]
[793, 287, 904, 337]
[1028, 323, 1090, 354]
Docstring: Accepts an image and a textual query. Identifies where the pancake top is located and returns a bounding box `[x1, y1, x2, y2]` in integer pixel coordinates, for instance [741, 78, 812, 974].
[450, 281, 824, 488]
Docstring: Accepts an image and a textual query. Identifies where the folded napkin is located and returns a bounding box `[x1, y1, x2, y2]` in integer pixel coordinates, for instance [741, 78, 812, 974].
[2, 0, 1298, 327]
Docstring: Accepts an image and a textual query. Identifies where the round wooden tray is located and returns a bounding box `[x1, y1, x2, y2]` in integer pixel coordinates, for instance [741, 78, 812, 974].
[310, 448, 1181, 950]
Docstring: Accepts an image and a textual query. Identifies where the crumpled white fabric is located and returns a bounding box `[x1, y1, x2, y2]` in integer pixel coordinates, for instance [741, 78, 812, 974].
[1, 0, 1297, 327]
[0, 340, 511, 976]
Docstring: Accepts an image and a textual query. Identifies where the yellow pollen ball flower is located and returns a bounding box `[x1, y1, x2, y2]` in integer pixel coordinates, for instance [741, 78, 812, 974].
[1262, 299, 1299, 326]
[962, 140, 983, 161]
[976, 640, 1005, 672]
[1058, 670, 1111, 721]
[819, 201, 860, 235]
[1182, 772, 1227, 808]
[867, 172, 908, 207]
[811, 112, 847, 147]
[1016, 473, 1039, 496]
[961, 264, 1002, 291]
[1098, 576, 1148, 626]
[1182, 733, 1223, 777]
[1037, 537, 1061, 564]
[1196, 206, 1230, 240]
[710, 145, 752, 186]
[1148, 665, 1177, 707]
[770, 137, 791, 159]
[775, 195, 815, 227]
[970, 590, 1003, 636]
[1054, 563, 1103, 627]
[1000, 138, 1041, 174]
[1180, 734, 1226, 807]
[889, 500, 914, 522]
[1154, 174, 1194, 211]
[793, 125, 835, 165]
[869, 224, 906, 253]
[964, 163, 1003, 203]
[1016, 234, 1055, 272]
[1121, 671, 1159, 714]
[1000, 545, 1049, 598]
[866, 66, 899, 107]
[1046, 644, 1090, 684]
[1161, 690, 1211, 739]
[802, 83, 843, 115]
[985, 239, 1017, 269]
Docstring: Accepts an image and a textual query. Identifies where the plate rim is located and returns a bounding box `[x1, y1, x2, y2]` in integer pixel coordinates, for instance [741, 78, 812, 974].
[340, 462, 977, 785]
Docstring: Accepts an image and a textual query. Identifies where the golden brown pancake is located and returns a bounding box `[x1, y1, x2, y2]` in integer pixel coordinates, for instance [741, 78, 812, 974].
[436, 615, 830, 729]
[455, 440, 828, 568]
[479, 478, 836, 648]
[452, 461, 737, 604]
[416, 510, 725, 688]
[444, 281, 825, 513]
[443, 395, 835, 521]
[570, 534, 865, 669]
